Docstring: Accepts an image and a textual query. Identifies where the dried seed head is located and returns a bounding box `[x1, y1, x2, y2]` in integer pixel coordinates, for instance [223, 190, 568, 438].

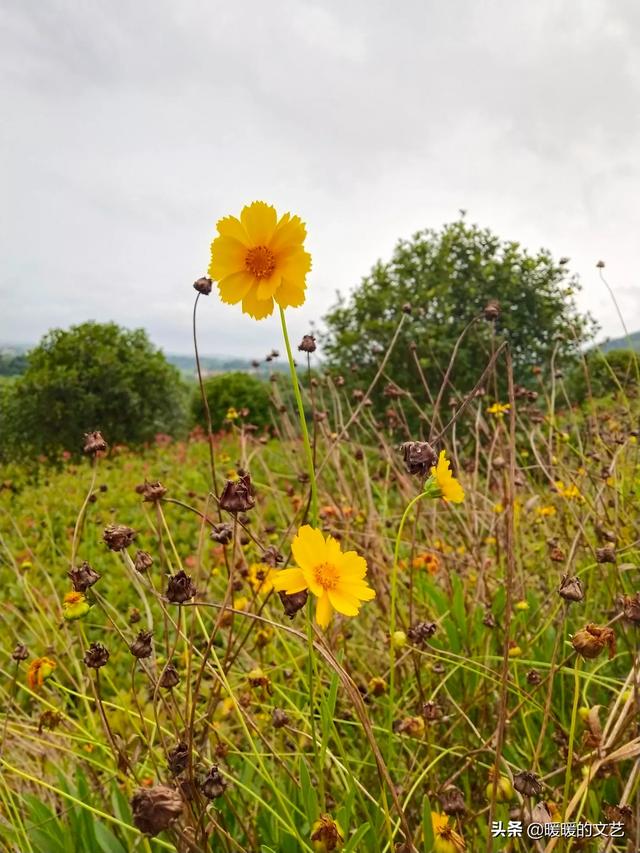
[193, 276, 213, 295]
[571, 623, 616, 659]
[261, 545, 283, 567]
[298, 334, 317, 353]
[422, 701, 443, 722]
[483, 612, 496, 629]
[367, 676, 386, 697]
[596, 546, 616, 564]
[439, 785, 466, 816]
[166, 741, 190, 776]
[134, 550, 153, 573]
[620, 592, 640, 623]
[278, 589, 308, 619]
[135, 480, 168, 502]
[159, 663, 180, 689]
[211, 522, 233, 545]
[83, 642, 109, 669]
[219, 473, 255, 513]
[200, 765, 229, 800]
[272, 708, 290, 729]
[513, 771, 542, 797]
[526, 669, 542, 685]
[484, 299, 501, 321]
[165, 570, 197, 604]
[407, 621, 437, 646]
[400, 441, 437, 478]
[131, 785, 183, 836]
[68, 561, 101, 592]
[549, 546, 565, 563]
[596, 260, 605, 269]
[83, 431, 107, 457]
[12, 643, 29, 662]
[130, 630, 153, 659]
[103, 524, 136, 552]
[558, 574, 584, 603]
[310, 815, 344, 852]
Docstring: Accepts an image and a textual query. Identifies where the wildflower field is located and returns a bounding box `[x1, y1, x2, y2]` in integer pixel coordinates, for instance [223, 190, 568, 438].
[1, 203, 639, 853]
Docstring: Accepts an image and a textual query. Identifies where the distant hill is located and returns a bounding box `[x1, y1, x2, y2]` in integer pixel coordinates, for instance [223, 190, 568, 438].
[165, 354, 289, 379]
[598, 330, 640, 353]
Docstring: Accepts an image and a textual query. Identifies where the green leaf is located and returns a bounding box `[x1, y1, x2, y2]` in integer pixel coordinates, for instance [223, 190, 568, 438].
[344, 822, 371, 852]
[422, 794, 434, 851]
[94, 822, 128, 853]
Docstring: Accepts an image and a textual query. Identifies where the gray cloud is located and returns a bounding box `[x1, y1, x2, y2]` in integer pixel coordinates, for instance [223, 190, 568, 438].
[1, 0, 639, 356]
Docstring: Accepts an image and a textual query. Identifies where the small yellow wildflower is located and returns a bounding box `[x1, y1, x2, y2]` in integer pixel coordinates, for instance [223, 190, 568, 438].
[431, 811, 466, 852]
[493, 502, 504, 514]
[537, 505, 556, 517]
[62, 590, 91, 621]
[487, 402, 510, 418]
[391, 630, 407, 648]
[310, 815, 344, 852]
[431, 451, 465, 503]
[514, 600, 529, 611]
[225, 407, 239, 421]
[209, 201, 311, 320]
[554, 480, 583, 501]
[27, 657, 56, 690]
[272, 526, 376, 629]
[247, 562, 275, 594]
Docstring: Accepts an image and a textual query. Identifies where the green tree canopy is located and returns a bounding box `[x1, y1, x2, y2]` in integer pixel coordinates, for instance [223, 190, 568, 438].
[322, 218, 596, 405]
[1, 322, 187, 460]
[191, 371, 272, 433]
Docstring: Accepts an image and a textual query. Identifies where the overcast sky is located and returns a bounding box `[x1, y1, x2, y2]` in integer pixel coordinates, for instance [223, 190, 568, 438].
[1, 1, 639, 357]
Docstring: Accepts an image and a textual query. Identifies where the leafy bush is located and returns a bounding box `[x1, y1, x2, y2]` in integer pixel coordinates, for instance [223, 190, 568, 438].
[567, 348, 639, 402]
[0, 322, 187, 460]
[191, 371, 273, 432]
[323, 218, 596, 404]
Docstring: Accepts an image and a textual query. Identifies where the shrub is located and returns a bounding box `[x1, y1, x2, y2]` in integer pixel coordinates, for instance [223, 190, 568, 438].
[191, 372, 273, 433]
[567, 348, 639, 402]
[0, 322, 187, 461]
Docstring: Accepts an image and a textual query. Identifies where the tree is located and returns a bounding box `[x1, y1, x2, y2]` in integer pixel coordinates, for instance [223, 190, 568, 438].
[191, 372, 273, 433]
[1, 322, 187, 460]
[322, 218, 596, 405]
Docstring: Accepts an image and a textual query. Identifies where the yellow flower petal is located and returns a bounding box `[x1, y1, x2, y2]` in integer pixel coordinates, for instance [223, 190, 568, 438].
[240, 201, 277, 245]
[271, 567, 307, 594]
[316, 592, 333, 629]
[241, 287, 274, 320]
[208, 236, 246, 280]
[270, 213, 306, 253]
[216, 215, 249, 246]
[328, 589, 361, 616]
[291, 526, 327, 571]
[218, 271, 254, 304]
[275, 278, 306, 309]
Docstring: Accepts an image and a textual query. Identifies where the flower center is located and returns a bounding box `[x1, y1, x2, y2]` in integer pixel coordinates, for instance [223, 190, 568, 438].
[313, 562, 339, 591]
[245, 245, 276, 279]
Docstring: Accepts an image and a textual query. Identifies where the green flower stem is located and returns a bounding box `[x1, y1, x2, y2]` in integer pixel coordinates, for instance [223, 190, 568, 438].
[279, 306, 318, 526]
[279, 306, 325, 812]
[387, 482, 437, 759]
[563, 657, 582, 818]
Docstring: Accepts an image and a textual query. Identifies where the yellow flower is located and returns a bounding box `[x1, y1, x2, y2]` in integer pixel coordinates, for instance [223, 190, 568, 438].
[310, 815, 344, 852]
[431, 451, 465, 503]
[487, 402, 510, 418]
[514, 600, 529, 611]
[247, 562, 275, 594]
[27, 657, 56, 689]
[431, 811, 466, 852]
[208, 201, 311, 320]
[537, 505, 556, 517]
[272, 526, 375, 629]
[62, 590, 91, 621]
[225, 407, 239, 421]
[554, 480, 583, 501]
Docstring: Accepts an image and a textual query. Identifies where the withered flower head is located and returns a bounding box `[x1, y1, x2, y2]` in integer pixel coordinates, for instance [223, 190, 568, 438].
[407, 621, 437, 646]
[83, 642, 109, 669]
[513, 770, 542, 797]
[130, 630, 153, 659]
[400, 441, 438, 478]
[395, 715, 426, 737]
[12, 643, 29, 662]
[596, 546, 616, 564]
[439, 785, 466, 816]
[38, 709, 63, 732]
[131, 785, 183, 836]
[219, 472, 255, 513]
[135, 480, 168, 502]
[278, 589, 308, 619]
[558, 574, 584, 603]
[83, 431, 107, 456]
[298, 334, 317, 353]
[422, 701, 443, 722]
[549, 546, 565, 563]
[310, 814, 344, 852]
[272, 708, 290, 729]
[165, 570, 197, 604]
[193, 276, 213, 295]
[526, 669, 542, 685]
[166, 741, 190, 776]
[134, 550, 153, 573]
[159, 663, 180, 689]
[484, 299, 501, 321]
[620, 592, 640, 623]
[571, 623, 616, 660]
[603, 803, 633, 831]
[483, 612, 496, 629]
[261, 545, 283, 567]
[384, 382, 404, 399]
[200, 765, 229, 800]
[103, 524, 136, 552]
[68, 561, 101, 592]
[210, 522, 234, 545]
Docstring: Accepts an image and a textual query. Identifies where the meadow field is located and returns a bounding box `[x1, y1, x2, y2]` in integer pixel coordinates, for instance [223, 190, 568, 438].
[1, 324, 639, 852]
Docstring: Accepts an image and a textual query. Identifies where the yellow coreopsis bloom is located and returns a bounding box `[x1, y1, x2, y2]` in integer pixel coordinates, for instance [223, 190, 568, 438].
[247, 562, 275, 594]
[431, 811, 466, 852]
[27, 657, 56, 690]
[62, 590, 91, 621]
[431, 451, 465, 504]
[209, 201, 311, 320]
[487, 402, 510, 418]
[272, 526, 376, 629]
